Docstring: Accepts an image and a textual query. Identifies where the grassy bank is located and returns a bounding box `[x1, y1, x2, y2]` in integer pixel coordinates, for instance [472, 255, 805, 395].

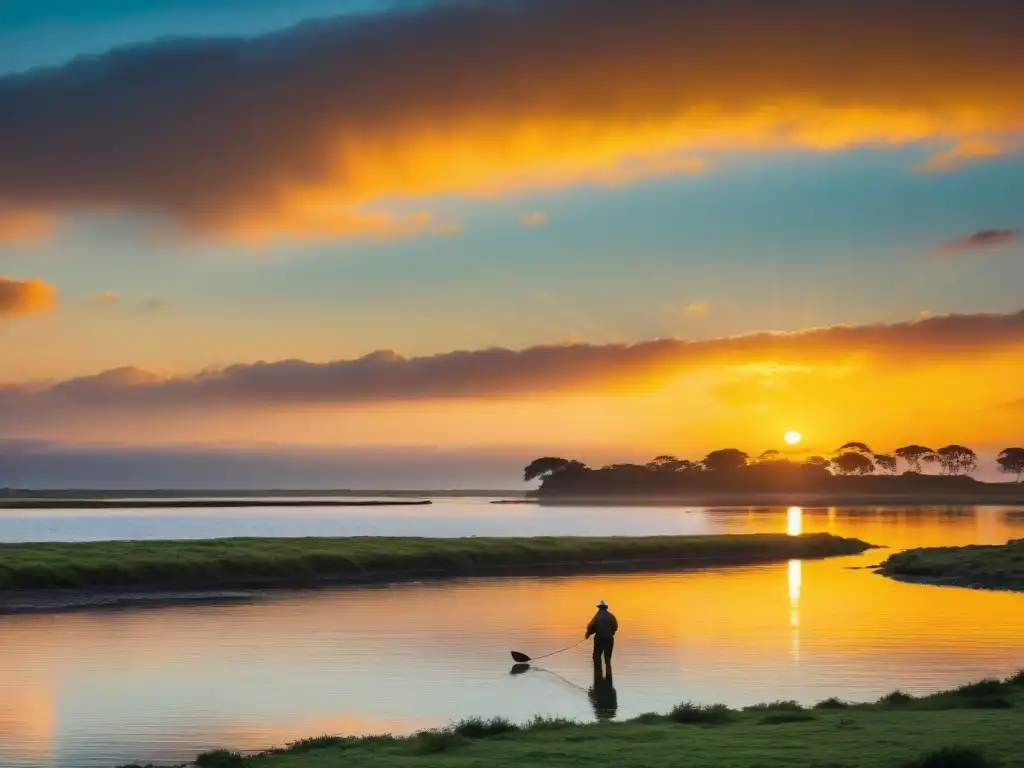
[0, 533, 871, 593]
[878, 538, 1024, 591]
[127, 672, 1024, 768]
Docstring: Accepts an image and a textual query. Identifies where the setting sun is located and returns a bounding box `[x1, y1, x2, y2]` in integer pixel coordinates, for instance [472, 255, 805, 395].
[784, 430, 802, 445]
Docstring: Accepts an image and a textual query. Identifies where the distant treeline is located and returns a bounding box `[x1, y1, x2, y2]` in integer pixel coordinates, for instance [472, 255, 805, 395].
[525, 444, 1024, 496]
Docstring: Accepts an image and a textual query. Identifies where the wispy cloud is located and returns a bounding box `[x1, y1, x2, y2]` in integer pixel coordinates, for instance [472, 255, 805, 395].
[685, 301, 711, 316]
[2, 309, 1021, 417]
[0, 277, 57, 319]
[936, 228, 1022, 254]
[521, 212, 548, 228]
[918, 137, 1011, 173]
[0, 0, 1022, 243]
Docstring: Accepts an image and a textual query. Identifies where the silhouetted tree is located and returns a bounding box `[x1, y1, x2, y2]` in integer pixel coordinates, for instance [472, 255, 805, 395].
[837, 442, 873, 455]
[524, 457, 572, 482]
[756, 450, 781, 463]
[997, 448, 1024, 482]
[832, 452, 876, 476]
[873, 453, 898, 475]
[803, 456, 832, 471]
[701, 449, 749, 473]
[894, 445, 936, 473]
[935, 445, 978, 476]
[646, 455, 692, 472]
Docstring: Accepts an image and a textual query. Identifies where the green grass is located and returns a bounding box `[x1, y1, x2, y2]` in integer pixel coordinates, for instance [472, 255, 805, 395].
[0, 533, 871, 592]
[879, 539, 1024, 590]
[157, 671, 1024, 768]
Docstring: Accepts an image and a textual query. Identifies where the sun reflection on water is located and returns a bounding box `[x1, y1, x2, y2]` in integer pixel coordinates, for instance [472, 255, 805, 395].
[787, 506, 803, 536]
[788, 558, 802, 661]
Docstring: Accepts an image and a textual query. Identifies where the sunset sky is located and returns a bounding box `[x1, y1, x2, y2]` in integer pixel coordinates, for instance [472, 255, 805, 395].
[1, 0, 1022, 484]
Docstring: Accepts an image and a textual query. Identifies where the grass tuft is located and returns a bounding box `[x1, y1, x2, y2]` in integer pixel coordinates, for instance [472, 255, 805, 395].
[744, 700, 804, 712]
[195, 750, 250, 768]
[668, 702, 735, 725]
[277, 735, 349, 754]
[526, 716, 577, 731]
[815, 697, 851, 710]
[452, 717, 520, 738]
[952, 679, 1010, 697]
[901, 746, 997, 768]
[879, 690, 915, 707]
[408, 728, 464, 755]
[630, 712, 666, 725]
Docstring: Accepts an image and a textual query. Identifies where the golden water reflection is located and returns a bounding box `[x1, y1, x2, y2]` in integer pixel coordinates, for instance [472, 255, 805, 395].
[0, 504, 1023, 767]
[787, 506, 803, 536]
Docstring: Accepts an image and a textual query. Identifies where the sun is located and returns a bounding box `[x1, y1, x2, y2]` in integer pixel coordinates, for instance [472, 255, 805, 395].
[784, 430, 802, 445]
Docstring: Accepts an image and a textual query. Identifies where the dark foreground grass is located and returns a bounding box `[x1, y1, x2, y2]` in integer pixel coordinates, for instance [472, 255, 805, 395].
[142, 672, 1024, 768]
[879, 538, 1024, 591]
[0, 533, 870, 592]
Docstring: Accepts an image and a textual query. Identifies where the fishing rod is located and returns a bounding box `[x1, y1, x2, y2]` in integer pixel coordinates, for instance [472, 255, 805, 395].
[510, 638, 586, 664]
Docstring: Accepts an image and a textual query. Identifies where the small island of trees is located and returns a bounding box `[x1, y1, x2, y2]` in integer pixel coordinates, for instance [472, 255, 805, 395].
[523, 443, 1024, 499]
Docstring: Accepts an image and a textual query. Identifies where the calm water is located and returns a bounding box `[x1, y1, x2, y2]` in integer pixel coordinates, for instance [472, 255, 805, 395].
[1, 501, 1023, 768]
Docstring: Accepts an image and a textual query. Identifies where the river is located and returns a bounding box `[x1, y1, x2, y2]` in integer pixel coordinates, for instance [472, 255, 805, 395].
[1, 500, 1022, 767]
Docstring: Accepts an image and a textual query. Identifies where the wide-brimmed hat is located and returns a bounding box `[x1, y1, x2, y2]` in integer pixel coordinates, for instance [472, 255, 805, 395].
[597, 599, 608, 608]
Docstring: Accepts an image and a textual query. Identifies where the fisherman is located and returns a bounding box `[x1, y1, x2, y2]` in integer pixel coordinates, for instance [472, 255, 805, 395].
[585, 599, 618, 671]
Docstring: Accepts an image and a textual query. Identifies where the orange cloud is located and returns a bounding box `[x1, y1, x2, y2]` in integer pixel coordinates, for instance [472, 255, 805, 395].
[1, 308, 1021, 413]
[918, 137, 1018, 173]
[0, 277, 57, 319]
[0, 209, 51, 241]
[521, 212, 548, 228]
[0, 0, 1021, 242]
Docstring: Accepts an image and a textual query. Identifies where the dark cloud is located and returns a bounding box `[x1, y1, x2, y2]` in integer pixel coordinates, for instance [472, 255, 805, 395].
[1, 310, 1022, 419]
[0, 276, 57, 318]
[0, 0, 1022, 241]
[936, 228, 1022, 253]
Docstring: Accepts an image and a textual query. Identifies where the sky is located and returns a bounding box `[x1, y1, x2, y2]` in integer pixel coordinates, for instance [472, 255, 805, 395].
[0, 0, 1023, 486]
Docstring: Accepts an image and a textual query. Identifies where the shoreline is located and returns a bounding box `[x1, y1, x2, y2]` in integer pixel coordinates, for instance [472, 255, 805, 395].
[536, 490, 1024, 506]
[119, 671, 1024, 768]
[876, 571, 1024, 593]
[0, 499, 433, 510]
[0, 533, 871, 613]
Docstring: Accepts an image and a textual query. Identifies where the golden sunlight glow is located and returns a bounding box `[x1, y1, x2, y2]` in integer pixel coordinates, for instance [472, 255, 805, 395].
[784, 430, 802, 445]
[787, 506, 804, 537]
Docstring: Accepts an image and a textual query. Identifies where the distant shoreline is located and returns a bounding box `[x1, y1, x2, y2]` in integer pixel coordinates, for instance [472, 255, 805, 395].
[535, 490, 1024, 506]
[0, 498, 434, 510]
[0, 488, 525, 500]
[3, 489, 1023, 509]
